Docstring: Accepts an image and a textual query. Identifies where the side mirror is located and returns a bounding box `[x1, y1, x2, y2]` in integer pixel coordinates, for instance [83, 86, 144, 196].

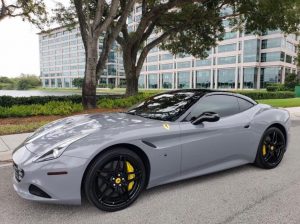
[191, 112, 220, 125]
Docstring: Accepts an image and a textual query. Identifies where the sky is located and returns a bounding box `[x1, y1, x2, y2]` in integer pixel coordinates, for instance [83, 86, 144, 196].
[0, 0, 60, 77]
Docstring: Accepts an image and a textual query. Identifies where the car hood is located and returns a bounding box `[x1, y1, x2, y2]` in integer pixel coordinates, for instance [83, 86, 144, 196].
[23, 113, 159, 155]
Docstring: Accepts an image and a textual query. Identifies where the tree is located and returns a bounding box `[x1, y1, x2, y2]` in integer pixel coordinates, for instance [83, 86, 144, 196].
[72, 77, 84, 88]
[16, 74, 41, 90]
[284, 73, 299, 91]
[117, 0, 300, 96]
[0, 0, 47, 27]
[53, 0, 135, 109]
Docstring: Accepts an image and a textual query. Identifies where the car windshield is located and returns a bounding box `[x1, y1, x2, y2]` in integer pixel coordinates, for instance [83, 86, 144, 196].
[126, 91, 204, 121]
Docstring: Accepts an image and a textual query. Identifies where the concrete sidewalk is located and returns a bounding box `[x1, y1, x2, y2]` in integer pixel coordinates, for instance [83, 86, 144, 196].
[1, 107, 300, 162]
[0, 133, 31, 162]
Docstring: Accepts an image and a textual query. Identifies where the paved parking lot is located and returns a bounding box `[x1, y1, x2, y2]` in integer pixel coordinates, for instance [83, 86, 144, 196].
[0, 120, 300, 224]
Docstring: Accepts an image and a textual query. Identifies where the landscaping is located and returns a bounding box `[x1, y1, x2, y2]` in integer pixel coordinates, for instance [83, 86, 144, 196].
[0, 89, 299, 135]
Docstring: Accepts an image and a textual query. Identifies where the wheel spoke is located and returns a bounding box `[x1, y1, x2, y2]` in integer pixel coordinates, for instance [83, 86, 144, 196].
[272, 131, 277, 144]
[264, 152, 272, 162]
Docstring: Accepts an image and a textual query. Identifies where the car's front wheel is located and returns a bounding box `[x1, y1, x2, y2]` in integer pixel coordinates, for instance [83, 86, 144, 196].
[254, 127, 286, 169]
[84, 148, 146, 212]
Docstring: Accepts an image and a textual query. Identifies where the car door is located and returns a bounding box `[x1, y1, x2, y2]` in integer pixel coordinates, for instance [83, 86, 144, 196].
[179, 94, 254, 179]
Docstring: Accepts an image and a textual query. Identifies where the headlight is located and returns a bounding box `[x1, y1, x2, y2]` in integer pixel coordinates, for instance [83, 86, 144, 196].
[34, 134, 89, 163]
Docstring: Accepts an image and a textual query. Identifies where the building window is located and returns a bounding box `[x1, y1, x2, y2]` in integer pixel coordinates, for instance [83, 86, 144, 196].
[243, 67, 257, 89]
[195, 70, 211, 89]
[161, 53, 173, 61]
[148, 74, 158, 88]
[218, 56, 236, 65]
[195, 59, 211, 67]
[286, 55, 293, 64]
[177, 61, 191, 69]
[161, 73, 173, 89]
[218, 43, 236, 53]
[243, 39, 260, 62]
[177, 71, 190, 89]
[261, 52, 285, 62]
[260, 67, 281, 88]
[261, 38, 282, 49]
[161, 63, 173, 70]
[217, 68, 235, 89]
[223, 31, 237, 40]
[138, 75, 145, 88]
[147, 65, 158, 71]
[147, 55, 158, 63]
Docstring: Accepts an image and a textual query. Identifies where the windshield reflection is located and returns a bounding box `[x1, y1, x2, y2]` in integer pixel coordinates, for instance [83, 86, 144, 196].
[127, 91, 203, 121]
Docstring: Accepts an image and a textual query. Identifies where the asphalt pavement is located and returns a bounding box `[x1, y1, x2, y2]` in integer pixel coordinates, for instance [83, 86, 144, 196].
[0, 120, 300, 224]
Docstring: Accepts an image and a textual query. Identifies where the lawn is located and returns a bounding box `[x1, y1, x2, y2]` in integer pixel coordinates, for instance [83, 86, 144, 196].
[257, 98, 300, 108]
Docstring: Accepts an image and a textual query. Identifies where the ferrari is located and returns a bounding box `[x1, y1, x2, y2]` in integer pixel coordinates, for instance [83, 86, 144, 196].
[12, 89, 290, 211]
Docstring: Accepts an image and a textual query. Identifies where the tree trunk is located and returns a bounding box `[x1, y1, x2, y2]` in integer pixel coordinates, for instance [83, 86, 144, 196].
[123, 48, 139, 96]
[82, 39, 98, 109]
[125, 74, 139, 96]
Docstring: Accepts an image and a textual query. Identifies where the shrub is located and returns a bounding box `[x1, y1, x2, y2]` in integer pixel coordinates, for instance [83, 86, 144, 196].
[235, 90, 295, 100]
[72, 78, 84, 88]
[98, 92, 159, 109]
[0, 101, 83, 118]
[266, 83, 286, 92]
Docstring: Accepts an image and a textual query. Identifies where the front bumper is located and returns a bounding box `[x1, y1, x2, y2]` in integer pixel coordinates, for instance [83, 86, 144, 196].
[12, 145, 88, 205]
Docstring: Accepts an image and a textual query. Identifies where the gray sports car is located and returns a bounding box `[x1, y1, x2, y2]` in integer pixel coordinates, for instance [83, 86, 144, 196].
[12, 90, 290, 211]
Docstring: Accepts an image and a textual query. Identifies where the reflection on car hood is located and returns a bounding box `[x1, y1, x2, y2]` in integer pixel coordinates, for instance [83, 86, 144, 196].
[23, 113, 158, 155]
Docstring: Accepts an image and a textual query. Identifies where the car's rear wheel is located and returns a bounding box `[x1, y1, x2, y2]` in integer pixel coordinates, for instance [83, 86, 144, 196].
[84, 148, 146, 212]
[254, 127, 286, 169]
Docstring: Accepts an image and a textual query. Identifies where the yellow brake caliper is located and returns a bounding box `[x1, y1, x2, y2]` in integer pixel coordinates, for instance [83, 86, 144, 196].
[126, 161, 135, 191]
[262, 144, 267, 156]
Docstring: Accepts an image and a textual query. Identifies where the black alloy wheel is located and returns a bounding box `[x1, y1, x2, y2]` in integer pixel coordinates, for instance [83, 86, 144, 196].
[255, 127, 286, 169]
[84, 148, 146, 212]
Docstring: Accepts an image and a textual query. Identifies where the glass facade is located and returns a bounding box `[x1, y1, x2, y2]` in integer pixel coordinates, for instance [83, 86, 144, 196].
[195, 59, 211, 67]
[218, 56, 236, 65]
[195, 70, 211, 89]
[261, 52, 285, 62]
[260, 67, 281, 88]
[218, 44, 236, 53]
[161, 73, 173, 89]
[243, 39, 260, 62]
[148, 74, 158, 88]
[218, 69, 235, 89]
[243, 67, 257, 89]
[138, 75, 145, 88]
[261, 38, 282, 49]
[177, 72, 190, 89]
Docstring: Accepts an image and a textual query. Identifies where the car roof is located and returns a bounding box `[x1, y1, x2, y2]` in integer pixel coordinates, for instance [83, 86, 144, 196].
[163, 89, 257, 105]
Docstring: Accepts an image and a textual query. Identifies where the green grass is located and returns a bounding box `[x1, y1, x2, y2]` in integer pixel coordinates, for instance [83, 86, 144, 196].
[257, 98, 300, 108]
[0, 121, 49, 135]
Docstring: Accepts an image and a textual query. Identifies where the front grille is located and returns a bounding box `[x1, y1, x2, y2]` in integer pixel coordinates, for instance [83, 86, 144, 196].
[13, 162, 24, 182]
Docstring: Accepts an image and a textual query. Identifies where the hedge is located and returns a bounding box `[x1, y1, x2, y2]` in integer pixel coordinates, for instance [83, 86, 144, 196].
[235, 91, 295, 100]
[0, 101, 83, 118]
[0, 94, 124, 107]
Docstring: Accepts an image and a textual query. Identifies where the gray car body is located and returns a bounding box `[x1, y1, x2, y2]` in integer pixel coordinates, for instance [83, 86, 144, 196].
[12, 91, 291, 205]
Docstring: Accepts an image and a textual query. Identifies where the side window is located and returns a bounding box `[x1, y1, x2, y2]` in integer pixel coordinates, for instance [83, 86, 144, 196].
[186, 95, 240, 120]
[237, 98, 254, 112]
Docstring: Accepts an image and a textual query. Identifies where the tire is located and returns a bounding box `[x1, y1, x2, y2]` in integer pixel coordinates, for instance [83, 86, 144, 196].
[84, 148, 146, 212]
[254, 127, 286, 169]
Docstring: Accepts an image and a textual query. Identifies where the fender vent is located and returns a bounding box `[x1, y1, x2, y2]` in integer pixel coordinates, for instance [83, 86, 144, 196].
[142, 140, 157, 148]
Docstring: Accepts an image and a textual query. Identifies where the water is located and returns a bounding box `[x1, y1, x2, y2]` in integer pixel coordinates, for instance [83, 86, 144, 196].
[0, 90, 80, 97]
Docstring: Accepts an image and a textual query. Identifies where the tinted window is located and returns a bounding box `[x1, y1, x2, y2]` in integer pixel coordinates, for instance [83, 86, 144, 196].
[127, 91, 204, 121]
[186, 95, 239, 120]
[237, 98, 254, 112]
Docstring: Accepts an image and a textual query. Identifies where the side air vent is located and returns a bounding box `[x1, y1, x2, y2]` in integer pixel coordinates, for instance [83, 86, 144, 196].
[142, 140, 157, 148]
[29, 184, 51, 198]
